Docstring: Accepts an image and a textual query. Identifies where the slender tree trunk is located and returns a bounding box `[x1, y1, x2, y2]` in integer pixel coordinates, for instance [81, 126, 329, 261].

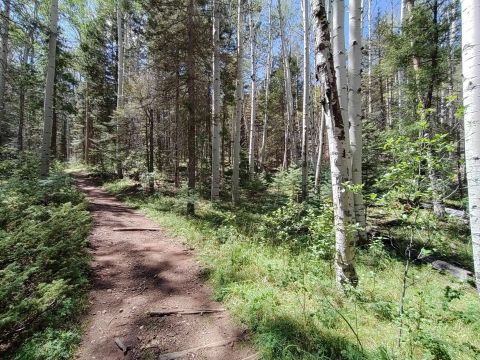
[278, 0, 296, 165]
[232, 0, 244, 205]
[51, 96, 57, 158]
[348, 0, 366, 240]
[332, 0, 355, 231]
[39, 0, 58, 177]
[462, 0, 480, 294]
[367, 0, 372, 115]
[85, 82, 92, 163]
[259, 0, 272, 173]
[149, 109, 154, 193]
[314, 0, 357, 288]
[61, 116, 67, 161]
[248, 2, 257, 179]
[0, 0, 9, 146]
[116, 0, 124, 178]
[18, 46, 28, 152]
[186, 0, 197, 214]
[314, 106, 325, 194]
[174, 66, 180, 188]
[300, 0, 310, 201]
[211, 0, 221, 200]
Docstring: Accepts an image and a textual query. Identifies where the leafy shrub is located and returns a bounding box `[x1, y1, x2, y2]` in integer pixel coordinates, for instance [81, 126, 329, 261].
[259, 200, 335, 258]
[0, 153, 91, 357]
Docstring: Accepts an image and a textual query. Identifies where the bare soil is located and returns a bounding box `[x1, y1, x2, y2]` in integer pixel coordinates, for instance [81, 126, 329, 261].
[75, 175, 255, 360]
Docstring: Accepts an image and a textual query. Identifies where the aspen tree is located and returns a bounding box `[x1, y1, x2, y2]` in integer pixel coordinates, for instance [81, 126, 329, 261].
[461, 0, 480, 294]
[348, 0, 366, 240]
[259, 0, 273, 173]
[232, 0, 244, 204]
[301, 0, 310, 201]
[40, 0, 59, 177]
[278, 0, 296, 168]
[314, 0, 357, 287]
[332, 0, 354, 220]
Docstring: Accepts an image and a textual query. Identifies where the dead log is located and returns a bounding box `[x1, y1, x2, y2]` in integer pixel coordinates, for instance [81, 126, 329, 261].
[113, 228, 160, 232]
[431, 260, 473, 281]
[148, 308, 225, 317]
[158, 337, 237, 360]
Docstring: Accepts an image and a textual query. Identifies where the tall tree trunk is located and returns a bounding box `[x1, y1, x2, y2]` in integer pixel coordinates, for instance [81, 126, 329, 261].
[51, 97, 57, 158]
[0, 0, 9, 146]
[367, 0, 373, 115]
[116, 0, 124, 178]
[174, 67, 180, 188]
[61, 116, 67, 161]
[314, 106, 325, 194]
[84, 84, 92, 164]
[186, 0, 197, 214]
[148, 109, 154, 193]
[248, 2, 257, 179]
[39, 0, 59, 177]
[259, 0, 272, 173]
[314, 0, 357, 288]
[332, 0, 354, 230]
[18, 44, 29, 152]
[211, 0, 221, 200]
[278, 0, 296, 166]
[462, 0, 480, 294]
[300, 0, 310, 201]
[232, 0, 244, 205]
[348, 0, 366, 240]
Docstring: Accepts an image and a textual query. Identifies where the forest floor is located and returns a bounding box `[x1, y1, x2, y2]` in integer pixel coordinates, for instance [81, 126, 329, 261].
[74, 174, 255, 360]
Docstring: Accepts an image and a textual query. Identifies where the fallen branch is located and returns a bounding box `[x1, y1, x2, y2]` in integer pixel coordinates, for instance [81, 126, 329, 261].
[158, 337, 237, 360]
[148, 308, 225, 317]
[113, 227, 160, 232]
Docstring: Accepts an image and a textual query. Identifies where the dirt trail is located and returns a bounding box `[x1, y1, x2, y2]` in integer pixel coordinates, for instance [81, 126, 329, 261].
[75, 175, 255, 360]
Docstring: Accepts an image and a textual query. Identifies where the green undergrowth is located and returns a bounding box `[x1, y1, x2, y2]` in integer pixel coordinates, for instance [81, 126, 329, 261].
[102, 177, 479, 360]
[0, 152, 91, 359]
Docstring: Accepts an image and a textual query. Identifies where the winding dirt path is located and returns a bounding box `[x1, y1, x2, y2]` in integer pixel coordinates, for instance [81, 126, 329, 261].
[75, 175, 255, 360]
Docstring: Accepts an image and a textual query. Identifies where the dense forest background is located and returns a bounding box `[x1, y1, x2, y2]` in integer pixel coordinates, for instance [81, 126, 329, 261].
[1, 0, 480, 359]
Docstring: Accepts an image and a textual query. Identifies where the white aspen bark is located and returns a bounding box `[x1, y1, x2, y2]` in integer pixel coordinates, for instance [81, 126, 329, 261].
[461, 0, 480, 294]
[211, 0, 221, 200]
[348, 0, 366, 240]
[39, 0, 58, 177]
[332, 1, 348, 135]
[332, 0, 354, 229]
[314, 0, 357, 288]
[301, 0, 310, 200]
[232, 0, 244, 204]
[314, 107, 325, 194]
[248, 2, 257, 179]
[0, 0, 9, 146]
[116, 0, 125, 178]
[259, 0, 272, 172]
[278, 0, 296, 166]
